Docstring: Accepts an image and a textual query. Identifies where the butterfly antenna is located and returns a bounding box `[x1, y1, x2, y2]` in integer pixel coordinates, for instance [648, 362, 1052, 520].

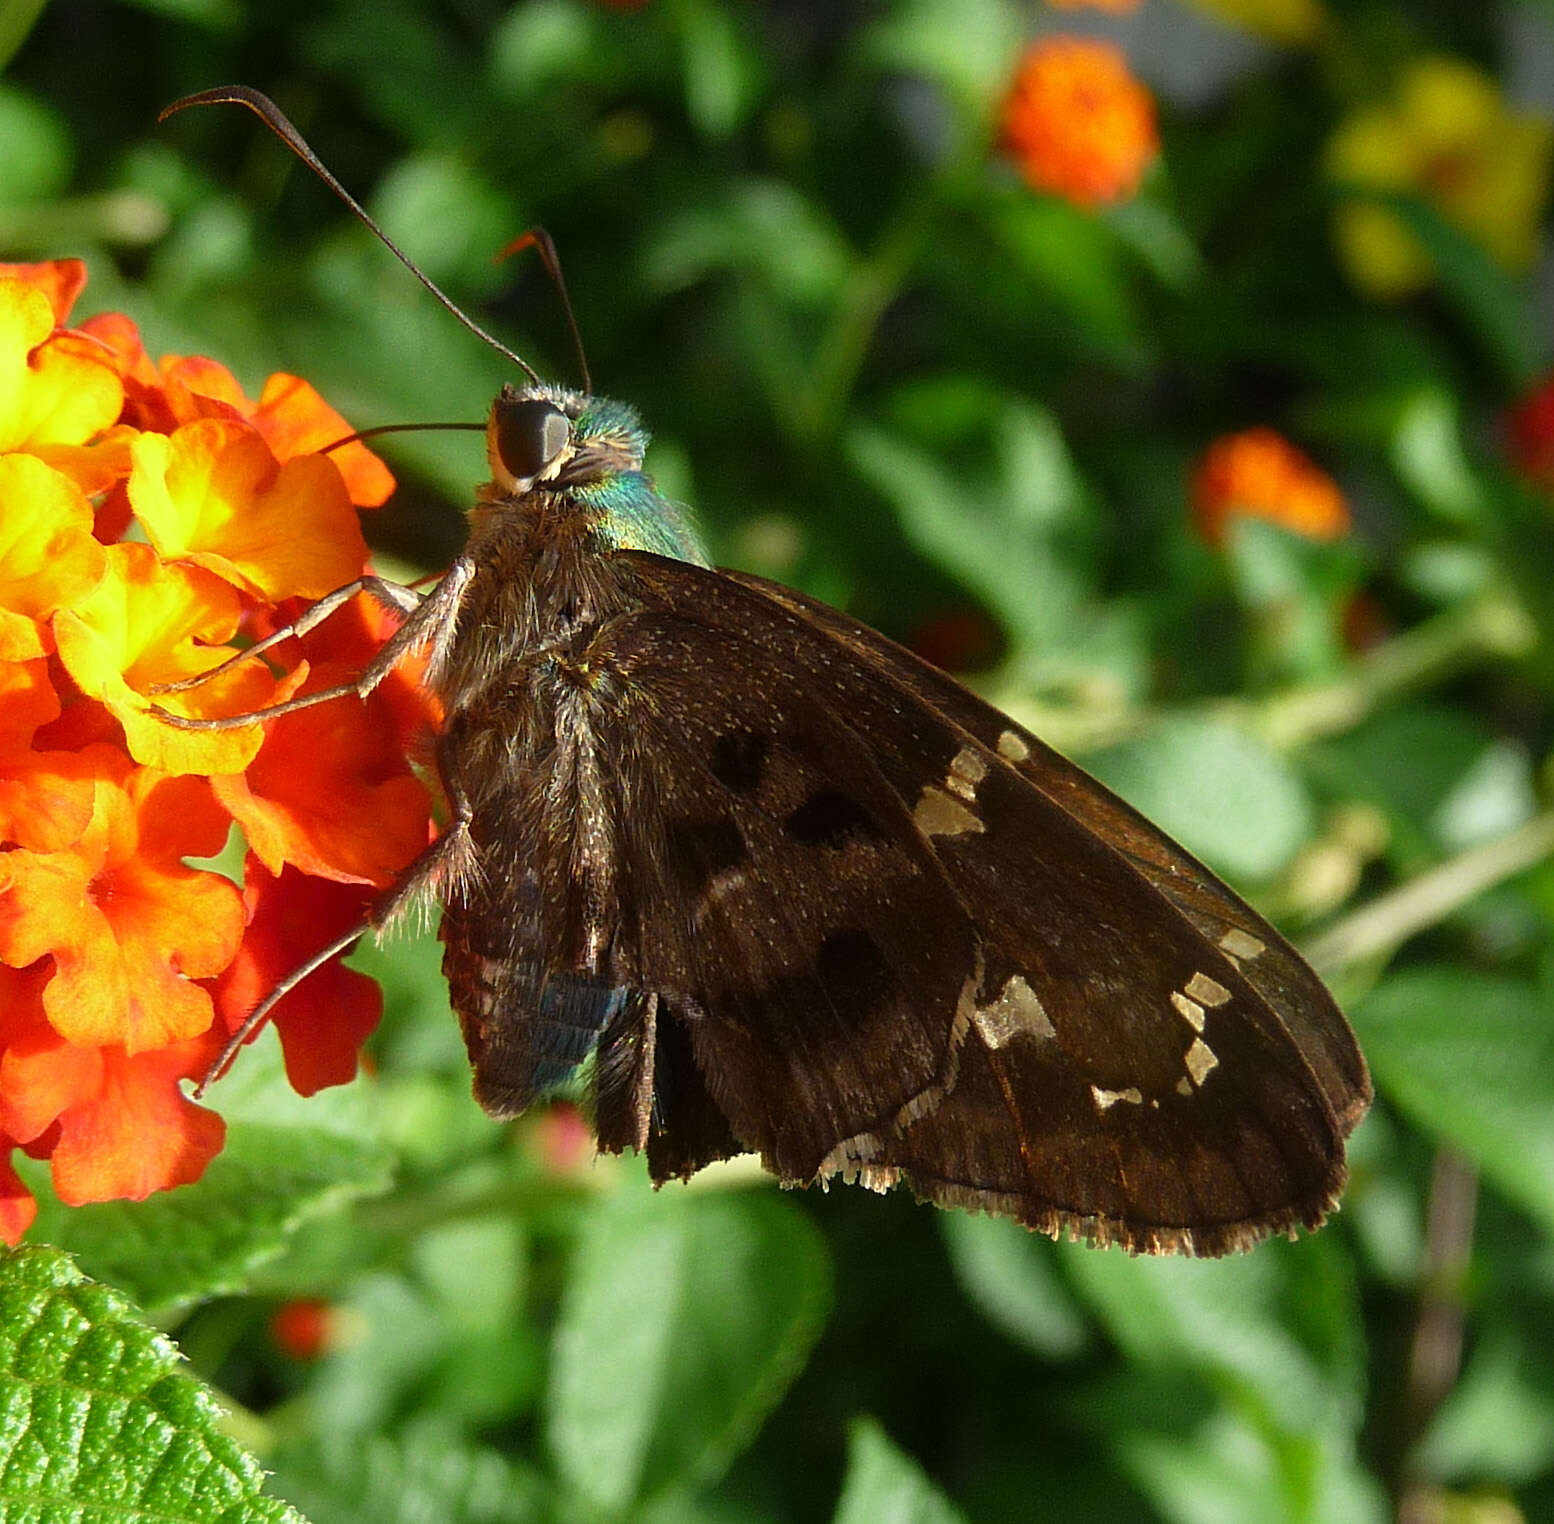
[321, 420, 487, 453]
[497, 227, 592, 398]
[159, 85, 543, 387]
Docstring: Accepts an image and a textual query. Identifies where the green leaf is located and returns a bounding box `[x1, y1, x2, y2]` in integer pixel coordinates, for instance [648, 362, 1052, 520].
[371, 154, 514, 291]
[667, 0, 764, 139]
[938, 1214, 1088, 1361]
[25, 1036, 393, 1314]
[832, 1418, 967, 1524]
[0, 1244, 306, 1524]
[1058, 1238, 1365, 1439]
[643, 181, 853, 308]
[981, 190, 1142, 356]
[270, 1427, 547, 1524]
[1389, 387, 1486, 527]
[859, 0, 1023, 122]
[1086, 715, 1314, 882]
[545, 1188, 832, 1514]
[1417, 1329, 1554, 1485]
[1112, 1409, 1385, 1524]
[1352, 968, 1554, 1235]
[0, 86, 70, 204]
[846, 397, 1090, 659]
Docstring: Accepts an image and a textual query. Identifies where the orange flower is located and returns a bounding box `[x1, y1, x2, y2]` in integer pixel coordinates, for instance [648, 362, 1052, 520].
[1505, 373, 1554, 489]
[0, 256, 435, 1236]
[1046, 0, 1142, 10]
[1, 1016, 226, 1207]
[0, 769, 245, 1052]
[998, 37, 1158, 208]
[1190, 427, 1350, 545]
[270, 1298, 345, 1361]
[214, 865, 383, 1097]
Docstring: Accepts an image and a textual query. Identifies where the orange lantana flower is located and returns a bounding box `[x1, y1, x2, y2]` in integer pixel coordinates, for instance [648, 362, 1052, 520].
[998, 37, 1158, 209]
[1190, 427, 1350, 546]
[0, 259, 436, 1234]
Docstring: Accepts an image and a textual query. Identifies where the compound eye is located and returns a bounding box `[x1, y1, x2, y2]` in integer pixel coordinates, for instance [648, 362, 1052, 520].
[492, 397, 570, 484]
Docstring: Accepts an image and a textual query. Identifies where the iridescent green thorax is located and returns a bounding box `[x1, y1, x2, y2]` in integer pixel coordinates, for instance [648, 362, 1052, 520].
[566, 394, 709, 567]
[580, 469, 710, 567]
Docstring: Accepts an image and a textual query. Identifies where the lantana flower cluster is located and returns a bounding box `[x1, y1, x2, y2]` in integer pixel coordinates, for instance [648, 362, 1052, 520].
[997, 37, 1159, 210]
[0, 259, 435, 1239]
[1327, 54, 1554, 299]
[1190, 427, 1349, 547]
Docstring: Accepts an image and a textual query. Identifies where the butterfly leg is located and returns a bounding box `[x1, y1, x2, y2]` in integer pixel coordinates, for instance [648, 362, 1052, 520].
[154, 556, 475, 731]
[151, 575, 424, 698]
[199, 780, 476, 1094]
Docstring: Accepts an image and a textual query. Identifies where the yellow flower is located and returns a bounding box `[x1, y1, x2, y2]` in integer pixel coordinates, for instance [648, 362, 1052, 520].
[1178, 0, 1329, 46]
[1327, 55, 1554, 298]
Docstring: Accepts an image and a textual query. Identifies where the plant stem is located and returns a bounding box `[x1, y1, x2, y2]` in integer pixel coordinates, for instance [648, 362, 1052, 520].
[1242, 591, 1535, 751]
[1303, 809, 1554, 976]
[792, 187, 937, 451]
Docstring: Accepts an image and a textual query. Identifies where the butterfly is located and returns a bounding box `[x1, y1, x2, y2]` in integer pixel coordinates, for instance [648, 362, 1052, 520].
[159, 87, 1369, 1258]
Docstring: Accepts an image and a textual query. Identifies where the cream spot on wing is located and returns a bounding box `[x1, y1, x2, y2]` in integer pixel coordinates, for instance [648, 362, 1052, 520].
[1170, 991, 1206, 1032]
[946, 745, 988, 802]
[973, 975, 1054, 1049]
[1184, 1037, 1219, 1086]
[1219, 927, 1266, 961]
[1184, 971, 1231, 1007]
[997, 729, 1031, 762]
[1090, 1084, 1144, 1113]
[694, 866, 748, 922]
[1176, 1077, 1193, 1097]
[914, 786, 984, 837]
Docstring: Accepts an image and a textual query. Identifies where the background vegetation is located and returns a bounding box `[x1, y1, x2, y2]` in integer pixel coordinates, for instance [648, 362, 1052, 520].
[4, 0, 1554, 1520]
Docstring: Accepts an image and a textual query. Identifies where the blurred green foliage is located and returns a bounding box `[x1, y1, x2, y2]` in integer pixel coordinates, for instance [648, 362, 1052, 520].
[6, 0, 1554, 1520]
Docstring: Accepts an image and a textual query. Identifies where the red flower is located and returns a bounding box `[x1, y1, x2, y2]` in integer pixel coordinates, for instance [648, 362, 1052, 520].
[1505, 373, 1554, 489]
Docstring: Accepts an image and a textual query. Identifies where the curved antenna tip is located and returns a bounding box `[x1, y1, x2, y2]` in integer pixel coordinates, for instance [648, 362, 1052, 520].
[158, 85, 543, 387]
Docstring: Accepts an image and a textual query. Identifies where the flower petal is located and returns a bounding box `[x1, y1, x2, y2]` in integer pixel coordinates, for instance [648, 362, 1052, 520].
[49, 1037, 227, 1205]
[0, 771, 245, 1052]
[129, 419, 369, 601]
[216, 864, 381, 1096]
[0, 280, 123, 453]
[52, 541, 272, 775]
[0, 260, 87, 325]
[999, 38, 1159, 208]
[0, 453, 109, 661]
[215, 656, 432, 886]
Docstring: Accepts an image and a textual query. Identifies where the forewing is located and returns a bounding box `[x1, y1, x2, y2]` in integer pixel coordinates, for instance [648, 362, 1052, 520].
[599, 554, 1368, 1255]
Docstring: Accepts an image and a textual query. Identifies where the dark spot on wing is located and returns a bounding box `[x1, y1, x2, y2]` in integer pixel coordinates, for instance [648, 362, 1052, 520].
[785, 788, 880, 850]
[816, 929, 893, 1011]
[710, 729, 769, 793]
[665, 816, 748, 894]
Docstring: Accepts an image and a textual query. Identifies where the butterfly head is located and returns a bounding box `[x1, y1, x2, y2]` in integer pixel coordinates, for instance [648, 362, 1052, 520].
[487, 382, 648, 498]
